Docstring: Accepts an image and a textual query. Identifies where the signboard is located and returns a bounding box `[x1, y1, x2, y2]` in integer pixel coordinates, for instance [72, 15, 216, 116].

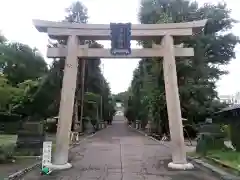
[110, 23, 131, 55]
[42, 141, 52, 169]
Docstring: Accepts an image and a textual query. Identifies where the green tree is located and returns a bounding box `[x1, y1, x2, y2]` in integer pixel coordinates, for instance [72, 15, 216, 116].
[0, 42, 48, 85]
[126, 0, 238, 135]
[0, 34, 48, 116]
[0, 75, 17, 111]
[65, 1, 114, 128]
[112, 91, 129, 107]
[65, 1, 88, 23]
[17, 1, 115, 129]
[0, 33, 6, 44]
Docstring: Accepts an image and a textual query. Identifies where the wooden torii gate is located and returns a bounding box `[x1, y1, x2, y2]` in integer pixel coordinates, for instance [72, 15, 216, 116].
[33, 19, 207, 170]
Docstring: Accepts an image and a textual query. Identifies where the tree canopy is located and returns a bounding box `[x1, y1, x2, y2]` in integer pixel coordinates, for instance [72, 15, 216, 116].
[125, 0, 239, 134]
[0, 35, 48, 115]
[0, 1, 115, 132]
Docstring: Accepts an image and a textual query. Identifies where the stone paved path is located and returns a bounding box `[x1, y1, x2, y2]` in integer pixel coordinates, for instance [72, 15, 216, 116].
[21, 115, 219, 180]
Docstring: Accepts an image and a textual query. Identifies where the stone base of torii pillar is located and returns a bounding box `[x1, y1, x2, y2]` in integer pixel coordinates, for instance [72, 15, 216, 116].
[45, 163, 72, 171]
[168, 162, 194, 170]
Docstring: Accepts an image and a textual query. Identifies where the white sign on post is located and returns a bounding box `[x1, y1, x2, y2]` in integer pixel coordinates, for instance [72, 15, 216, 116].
[42, 141, 52, 169]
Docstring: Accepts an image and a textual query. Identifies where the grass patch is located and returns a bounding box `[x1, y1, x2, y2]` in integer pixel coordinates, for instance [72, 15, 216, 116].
[187, 151, 201, 158]
[0, 135, 17, 146]
[0, 134, 57, 164]
[188, 149, 240, 175]
[206, 150, 240, 171]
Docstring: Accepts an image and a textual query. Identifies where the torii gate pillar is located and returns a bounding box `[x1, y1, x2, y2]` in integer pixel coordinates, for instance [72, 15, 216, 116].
[53, 35, 79, 169]
[162, 35, 193, 169]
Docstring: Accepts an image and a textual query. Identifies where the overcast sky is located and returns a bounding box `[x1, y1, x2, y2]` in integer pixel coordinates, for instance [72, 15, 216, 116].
[0, 0, 239, 95]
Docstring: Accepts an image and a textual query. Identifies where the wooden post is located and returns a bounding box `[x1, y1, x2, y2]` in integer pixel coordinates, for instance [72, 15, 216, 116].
[53, 35, 79, 168]
[162, 35, 193, 169]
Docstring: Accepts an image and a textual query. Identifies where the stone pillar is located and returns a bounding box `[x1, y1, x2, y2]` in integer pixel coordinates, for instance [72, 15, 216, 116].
[53, 35, 79, 169]
[162, 35, 193, 170]
[136, 120, 140, 129]
[146, 120, 152, 135]
[100, 121, 105, 129]
[79, 59, 86, 133]
[102, 121, 105, 128]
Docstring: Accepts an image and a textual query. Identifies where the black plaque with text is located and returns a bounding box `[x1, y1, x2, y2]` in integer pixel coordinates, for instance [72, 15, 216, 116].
[110, 23, 131, 55]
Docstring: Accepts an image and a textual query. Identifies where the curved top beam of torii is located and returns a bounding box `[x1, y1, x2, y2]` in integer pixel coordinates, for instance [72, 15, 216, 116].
[32, 19, 207, 40]
[33, 19, 207, 31]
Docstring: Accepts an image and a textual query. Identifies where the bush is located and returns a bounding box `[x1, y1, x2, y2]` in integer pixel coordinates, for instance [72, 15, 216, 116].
[230, 122, 240, 151]
[221, 124, 230, 139]
[183, 124, 197, 139]
[0, 143, 40, 163]
[0, 112, 21, 122]
[124, 108, 135, 123]
[196, 133, 225, 155]
[91, 119, 99, 131]
[0, 144, 15, 164]
[0, 113, 22, 134]
[0, 122, 21, 134]
[196, 123, 225, 155]
[45, 121, 57, 133]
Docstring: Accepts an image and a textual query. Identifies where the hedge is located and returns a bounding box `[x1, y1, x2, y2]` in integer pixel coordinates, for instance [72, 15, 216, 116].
[0, 112, 22, 134]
